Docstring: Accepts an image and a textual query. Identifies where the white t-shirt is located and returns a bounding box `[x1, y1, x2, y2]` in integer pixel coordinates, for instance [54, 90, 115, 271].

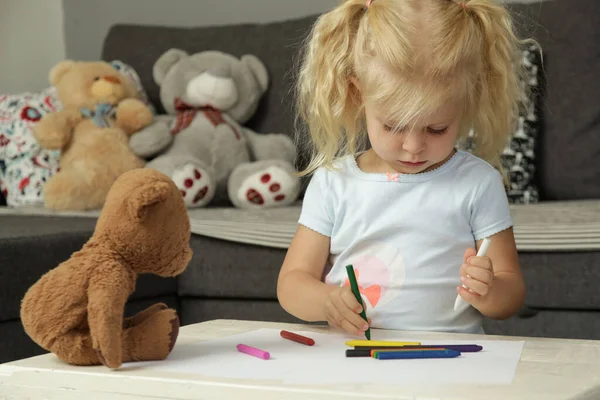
[298, 150, 513, 334]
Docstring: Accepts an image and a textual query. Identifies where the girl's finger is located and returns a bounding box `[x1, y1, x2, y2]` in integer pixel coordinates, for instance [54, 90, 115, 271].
[340, 286, 363, 312]
[328, 301, 362, 336]
[466, 256, 493, 270]
[337, 301, 369, 332]
[325, 302, 343, 327]
[327, 317, 340, 329]
[340, 318, 364, 337]
[457, 285, 479, 304]
[332, 291, 369, 331]
[461, 276, 490, 296]
[464, 266, 494, 284]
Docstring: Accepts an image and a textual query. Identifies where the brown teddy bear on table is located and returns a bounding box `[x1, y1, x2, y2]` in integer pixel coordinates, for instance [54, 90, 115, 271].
[20, 168, 193, 369]
[33, 60, 153, 211]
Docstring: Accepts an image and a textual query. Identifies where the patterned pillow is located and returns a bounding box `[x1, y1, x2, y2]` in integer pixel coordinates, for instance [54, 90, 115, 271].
[460, 43, 543, 204]
[0, 87, 61, 207]
[0, 60, 153, 207]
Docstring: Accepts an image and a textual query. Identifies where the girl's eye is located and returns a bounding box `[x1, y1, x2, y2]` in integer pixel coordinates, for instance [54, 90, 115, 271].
[384, 124, 406, 134]
[427, 127, 448, 135]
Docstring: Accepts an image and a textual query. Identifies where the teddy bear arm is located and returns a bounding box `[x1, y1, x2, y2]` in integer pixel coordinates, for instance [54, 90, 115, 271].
[243, 128, 297, 164]
[114, 98, 154, 136]
[129, 115, 175, 158]
[33, 108, 82, 150]
[87, 262, 135, 369]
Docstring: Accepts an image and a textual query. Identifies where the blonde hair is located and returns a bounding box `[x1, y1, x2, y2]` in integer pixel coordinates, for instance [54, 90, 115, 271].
[295, 0, 533, 177]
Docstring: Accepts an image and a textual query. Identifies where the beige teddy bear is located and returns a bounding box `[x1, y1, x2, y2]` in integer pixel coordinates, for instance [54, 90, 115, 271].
[33, 60, 153, 210]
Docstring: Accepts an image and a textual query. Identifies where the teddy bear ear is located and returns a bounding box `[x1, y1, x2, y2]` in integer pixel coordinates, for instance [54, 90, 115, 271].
[241, 55, 269, 94]
[128, 181, 171, 221]
[153, 48, 189, 86]
[49, 60, 76, 86]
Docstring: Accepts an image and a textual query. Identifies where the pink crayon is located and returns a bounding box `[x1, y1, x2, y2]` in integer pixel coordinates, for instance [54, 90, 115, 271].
[237, 343, 270, 360]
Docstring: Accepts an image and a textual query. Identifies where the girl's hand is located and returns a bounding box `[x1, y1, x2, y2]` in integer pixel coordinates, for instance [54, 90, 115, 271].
[457, 248, 494, 303]
[324, 286, 370, 336]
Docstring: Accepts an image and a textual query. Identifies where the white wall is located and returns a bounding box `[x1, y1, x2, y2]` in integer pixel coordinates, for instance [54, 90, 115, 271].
[0, 0, 545, 94]
[0, 0, 66, 94]
[62, 0, 339, 61]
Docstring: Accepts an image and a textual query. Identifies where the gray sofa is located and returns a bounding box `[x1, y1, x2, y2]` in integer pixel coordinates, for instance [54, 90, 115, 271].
[1, 1, 599, 364]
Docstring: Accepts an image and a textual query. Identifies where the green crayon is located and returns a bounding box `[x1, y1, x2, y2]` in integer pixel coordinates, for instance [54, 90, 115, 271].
[345, 264, 371, 340]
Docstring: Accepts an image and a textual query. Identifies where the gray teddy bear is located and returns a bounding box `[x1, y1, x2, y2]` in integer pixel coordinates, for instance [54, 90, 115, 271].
[129, 49, 300, 209]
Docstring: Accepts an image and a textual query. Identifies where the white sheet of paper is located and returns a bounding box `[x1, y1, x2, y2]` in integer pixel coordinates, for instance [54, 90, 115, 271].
[135, 328, 524, 385]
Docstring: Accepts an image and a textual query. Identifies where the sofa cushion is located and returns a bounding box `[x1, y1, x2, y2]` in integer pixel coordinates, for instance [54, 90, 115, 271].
[101, 15, 318, 144]
[179, 234, 284, 300]
[180, 298, 301, 327]
[510, 1, 600, 200]
[0, 215, 177, 322]
[519, 251, 600, 310]
[484, 309, 600, 341]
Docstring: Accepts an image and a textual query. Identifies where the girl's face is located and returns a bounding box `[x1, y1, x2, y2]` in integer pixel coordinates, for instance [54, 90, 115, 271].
[364, 101, 462, 174]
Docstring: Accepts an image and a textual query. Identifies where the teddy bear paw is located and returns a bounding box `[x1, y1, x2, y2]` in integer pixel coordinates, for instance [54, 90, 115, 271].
[124, 309, 180, 363]
[238, 166, 299, 208]
[171, 163, 215, 208]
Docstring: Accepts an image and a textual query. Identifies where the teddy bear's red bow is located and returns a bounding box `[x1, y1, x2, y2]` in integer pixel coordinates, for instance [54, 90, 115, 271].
[171, 98, 240, 140]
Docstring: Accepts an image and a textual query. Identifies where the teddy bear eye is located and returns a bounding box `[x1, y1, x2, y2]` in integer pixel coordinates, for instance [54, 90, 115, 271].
[93, 76, 100, 81]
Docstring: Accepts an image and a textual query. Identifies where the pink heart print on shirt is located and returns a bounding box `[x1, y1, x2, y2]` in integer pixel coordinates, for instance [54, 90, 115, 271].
[344, 254, 391, 308]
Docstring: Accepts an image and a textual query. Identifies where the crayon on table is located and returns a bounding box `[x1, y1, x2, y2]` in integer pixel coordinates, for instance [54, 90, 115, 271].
[345, 348, 446, 358]
[345, 265, 371, 340]
[376, 349, 461, 360]
[371, 348, 446, 357]
[345, 340, 421, 347]
[236, 344, 270, 360]
[354, 344, 483, 352]
[280, 330, 315, 346]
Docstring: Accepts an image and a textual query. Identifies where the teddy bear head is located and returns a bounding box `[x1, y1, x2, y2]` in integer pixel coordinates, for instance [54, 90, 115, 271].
[49, 60, 140, 109]
[94, 168, 193, 277]
[153, 49, 269, 124]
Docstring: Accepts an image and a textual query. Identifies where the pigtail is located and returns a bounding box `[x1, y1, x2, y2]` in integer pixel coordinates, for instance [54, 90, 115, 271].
[460, 0, 530, 178]
[295, 0, 368, 176]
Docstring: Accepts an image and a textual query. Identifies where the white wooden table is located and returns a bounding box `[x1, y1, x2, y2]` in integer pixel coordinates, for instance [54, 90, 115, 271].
[1, 319, 600, 399]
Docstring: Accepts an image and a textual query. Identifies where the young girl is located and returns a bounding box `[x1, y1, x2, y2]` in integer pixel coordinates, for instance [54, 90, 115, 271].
[277, 0, 527, 336]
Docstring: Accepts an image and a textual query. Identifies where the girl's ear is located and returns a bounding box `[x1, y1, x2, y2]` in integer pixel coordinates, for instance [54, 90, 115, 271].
[349, 76, 362, 105]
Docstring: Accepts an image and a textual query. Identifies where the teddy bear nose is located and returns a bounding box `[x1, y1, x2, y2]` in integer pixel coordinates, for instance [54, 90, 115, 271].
[103, 76, 121, 84]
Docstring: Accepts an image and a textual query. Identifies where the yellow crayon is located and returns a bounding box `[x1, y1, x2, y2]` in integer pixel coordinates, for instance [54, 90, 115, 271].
[345, 340, 421, 347]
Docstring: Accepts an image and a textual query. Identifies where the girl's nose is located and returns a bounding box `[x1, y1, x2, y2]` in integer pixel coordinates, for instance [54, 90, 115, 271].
[401, 129, 425, 154]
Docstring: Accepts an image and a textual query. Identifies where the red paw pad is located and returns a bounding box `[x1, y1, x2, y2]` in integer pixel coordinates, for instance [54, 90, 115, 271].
[246, 188, 265, 205]
[275, 194, 286, 202]
[193, 186, 209, 203]
[260, 173, 271, 183]
[194, 169, 202, 179]
[180, 190, 186, 197]
[269, 183, 280, 193]
[184, 179, 193, 188]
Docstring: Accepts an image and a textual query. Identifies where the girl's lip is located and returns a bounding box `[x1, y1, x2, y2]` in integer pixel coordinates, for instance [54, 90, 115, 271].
[399, 160, 427, 166]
